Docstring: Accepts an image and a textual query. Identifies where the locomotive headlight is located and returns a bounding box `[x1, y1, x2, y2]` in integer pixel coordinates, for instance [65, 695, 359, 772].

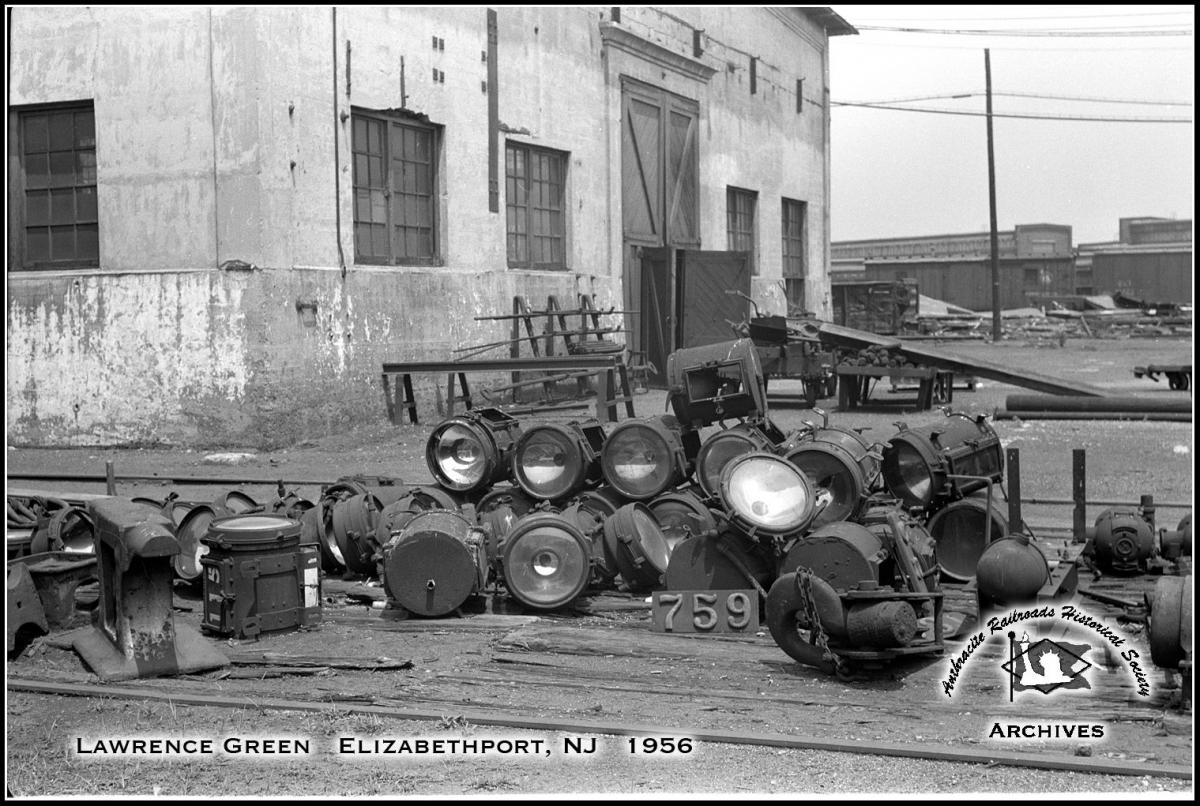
[426, 408, 522, 493]
[784, 427, 880, 528]
[511, 421, 605, 501]
[502, 513, 593, 610]
[695, 423, 780, 498]
[881, 413, 1003, 510]
[718, 452, 817, 536]
[600, 416, 694, 500]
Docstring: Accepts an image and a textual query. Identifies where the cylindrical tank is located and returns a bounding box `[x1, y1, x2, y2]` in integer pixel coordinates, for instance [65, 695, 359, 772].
[975, 534, 1050, 608]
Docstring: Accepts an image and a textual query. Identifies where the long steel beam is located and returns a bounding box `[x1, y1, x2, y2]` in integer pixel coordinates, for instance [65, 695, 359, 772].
[808, 321, 1111, 397]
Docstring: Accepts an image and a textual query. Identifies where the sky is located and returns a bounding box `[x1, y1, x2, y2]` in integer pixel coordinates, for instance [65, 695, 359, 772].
[827, 4, 1194, 245]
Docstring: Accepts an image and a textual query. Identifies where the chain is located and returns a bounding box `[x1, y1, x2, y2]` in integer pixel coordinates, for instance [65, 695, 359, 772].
[794, 568, 849, 676]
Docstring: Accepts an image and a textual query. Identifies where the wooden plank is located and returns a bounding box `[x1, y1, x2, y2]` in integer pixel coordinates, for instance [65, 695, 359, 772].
[8, 677, 1189, 779]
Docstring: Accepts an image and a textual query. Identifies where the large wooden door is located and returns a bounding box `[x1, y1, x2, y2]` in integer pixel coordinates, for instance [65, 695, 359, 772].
[678, 250, 751, 349]
[621, 79, 699, 387]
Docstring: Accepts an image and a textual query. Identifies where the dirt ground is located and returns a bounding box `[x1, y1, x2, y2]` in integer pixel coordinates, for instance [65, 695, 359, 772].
[5, 335, 1195, 798]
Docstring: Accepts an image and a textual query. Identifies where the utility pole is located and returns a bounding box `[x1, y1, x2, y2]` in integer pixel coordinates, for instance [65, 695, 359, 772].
[985, 49, 1001, 342]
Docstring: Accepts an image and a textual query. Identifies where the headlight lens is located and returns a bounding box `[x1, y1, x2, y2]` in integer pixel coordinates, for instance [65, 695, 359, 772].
[502, 515, 592, 609]
[601, 419, 685, 499]
[883, 440, 937, 508]
[719, 452, 816, 535]
[696, 429, 760, 498]
[512, 424, 587, 501]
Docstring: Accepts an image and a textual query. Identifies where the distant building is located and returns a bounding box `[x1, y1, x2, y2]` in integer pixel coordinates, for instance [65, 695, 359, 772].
[1075, 217, 1192, 302]
[831, 224, 1075, 311]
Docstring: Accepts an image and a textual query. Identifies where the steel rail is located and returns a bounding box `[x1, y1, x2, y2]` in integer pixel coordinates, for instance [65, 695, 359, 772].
[7, 677, 1191, 780]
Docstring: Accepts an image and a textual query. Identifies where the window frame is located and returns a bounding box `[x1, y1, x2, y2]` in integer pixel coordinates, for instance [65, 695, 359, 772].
[11, 100, 99, 271]
[781, 197, 808, 314]
[726, 186, 757, 272]
[351, 108, 441, 267]
[505, 140, 569, 270]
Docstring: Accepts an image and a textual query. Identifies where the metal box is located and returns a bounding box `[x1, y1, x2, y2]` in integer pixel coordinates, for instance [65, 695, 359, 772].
[200, 514, 321, 639]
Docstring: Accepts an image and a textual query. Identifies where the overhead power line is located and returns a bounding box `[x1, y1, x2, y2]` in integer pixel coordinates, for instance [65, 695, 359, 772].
[856, 25, 1193, 37]
[841, 92, 1193, 107]
[857, 11, 1194, 23]
[832, 101, 1192, 123]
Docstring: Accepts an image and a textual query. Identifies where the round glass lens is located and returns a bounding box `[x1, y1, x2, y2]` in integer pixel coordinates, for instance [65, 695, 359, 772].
[892, 442, 933, 506]
[433, 424, 487, 486]
[724, 455, 813, 533]
[516, 429, 579, 498]
[605, 426, 671, 497]
[698, 432, 756, 495]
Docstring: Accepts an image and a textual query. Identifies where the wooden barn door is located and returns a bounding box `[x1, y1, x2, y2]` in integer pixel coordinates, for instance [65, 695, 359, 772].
[678, 250, 751, 349]
[621, 79, 699, 387]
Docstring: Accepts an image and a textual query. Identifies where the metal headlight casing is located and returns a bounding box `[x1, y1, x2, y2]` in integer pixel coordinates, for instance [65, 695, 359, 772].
[784, 426, 881, 528]
[511, 420, 605, 502]
[599, 415, 697, 500]
[425, 408, 523, 493]
[881, 413, 1002, 510]
[717, 451, 818, 537]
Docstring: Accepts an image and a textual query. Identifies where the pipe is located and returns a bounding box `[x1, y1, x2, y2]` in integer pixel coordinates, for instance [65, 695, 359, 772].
[1004, 394, 1192, 413]
[332, 7, 346, 277]
[995, 410, 1190, 422]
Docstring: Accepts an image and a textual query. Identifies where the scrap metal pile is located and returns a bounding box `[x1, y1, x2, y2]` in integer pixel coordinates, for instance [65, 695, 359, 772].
[6, 340, 1193, 684]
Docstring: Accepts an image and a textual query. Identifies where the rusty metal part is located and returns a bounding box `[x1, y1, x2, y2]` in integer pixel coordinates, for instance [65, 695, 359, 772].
[477, 486, 536, 517]
[329, 493, 382, 575]
[764, 572, 842, 672]
[501, 511, 592, 610]
[383, 510, 484, 616]
[602, 503, 670, 590]
[212, 489, 259, 514]
[845, 600, 918, 648]
[1091, 508, 1156, 574]
[310, 499, 346, 574]
[73, 498, 228, 681]
[573, 487, 629, 582]
[7, 562, 49, 655]
[1148, 575, 1192, 669]
[10, 551, 98, 629]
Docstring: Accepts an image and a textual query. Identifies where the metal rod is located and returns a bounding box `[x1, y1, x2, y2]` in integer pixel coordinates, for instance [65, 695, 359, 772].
[985, 48, 1001, 343]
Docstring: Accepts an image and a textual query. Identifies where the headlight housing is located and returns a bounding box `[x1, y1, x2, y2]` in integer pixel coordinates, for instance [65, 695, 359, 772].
[502, 512, 593, 610]
[784, 426, 881, 528]
[881, 412, 1003, 510]
[511, 420, 605, 502]
[426, 408, 522, 493]
[695, 421, 783, 498]
[600, 416, 696, 500]
[717, 452, 817, 537]
[666, 339, 768, 427]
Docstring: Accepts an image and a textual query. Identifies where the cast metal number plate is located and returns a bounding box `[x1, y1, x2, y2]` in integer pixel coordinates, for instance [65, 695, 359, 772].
[651, 589, 759, 634]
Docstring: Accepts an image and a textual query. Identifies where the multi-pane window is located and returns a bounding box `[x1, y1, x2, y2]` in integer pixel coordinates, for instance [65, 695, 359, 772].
[352, 112, 438, 265]
[782, 198, 808, 313]
[727, 187, 757, 271]
[506, 142, 567, 269]
[19, 104, 98, 268]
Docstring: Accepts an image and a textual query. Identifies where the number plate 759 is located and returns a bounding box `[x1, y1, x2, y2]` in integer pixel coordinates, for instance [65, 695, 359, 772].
[650, 590, 759, 634]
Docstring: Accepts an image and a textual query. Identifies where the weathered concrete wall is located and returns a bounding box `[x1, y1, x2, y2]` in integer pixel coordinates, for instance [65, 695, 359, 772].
[7, 6, 829, 448]
[6, 267, 611, 447]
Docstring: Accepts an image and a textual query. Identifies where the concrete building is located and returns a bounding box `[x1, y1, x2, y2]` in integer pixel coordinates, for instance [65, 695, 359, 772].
[6, 6, 855, 447]
[1075, 217, 1192, 302]
[831, 223, 1076, 312]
